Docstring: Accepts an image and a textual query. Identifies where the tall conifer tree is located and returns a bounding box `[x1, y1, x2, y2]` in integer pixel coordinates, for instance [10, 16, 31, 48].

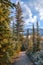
[26, 29, 29, 49]
[15, 2, 24, 40]
[36, 21, 40, 51]
[32, 24, 36, 52]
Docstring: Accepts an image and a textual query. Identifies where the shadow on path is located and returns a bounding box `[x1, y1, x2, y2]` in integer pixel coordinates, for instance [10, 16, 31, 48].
[13, 51, 34, 65]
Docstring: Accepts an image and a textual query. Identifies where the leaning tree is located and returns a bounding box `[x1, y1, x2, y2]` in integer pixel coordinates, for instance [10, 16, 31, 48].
[0, 1, 17, 65]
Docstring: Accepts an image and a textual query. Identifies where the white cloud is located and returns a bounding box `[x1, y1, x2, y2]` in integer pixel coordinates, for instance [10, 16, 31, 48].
[30, 16, 37, 23]
[29, 0, 43, 20]
[27, 0, 43, 21]
[20, 1, 37, 26]
[23, 4, 32, 18]
[24, 16, 37, 25]
[35, 6, 43, 20]
[20, 1, 32, 18]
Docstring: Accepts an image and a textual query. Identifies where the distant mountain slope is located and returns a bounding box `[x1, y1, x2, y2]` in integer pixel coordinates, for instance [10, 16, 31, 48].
[24, 28, 43, 36]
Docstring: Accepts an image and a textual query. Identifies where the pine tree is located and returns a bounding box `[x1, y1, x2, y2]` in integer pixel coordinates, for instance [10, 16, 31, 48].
[26, 29, 29, 49]
[32, 24, 36, 53]
[0, 0, 16, 8]
[36, 21, 40, 51]
[0, 2, 15, 65]
[15, 2, 24, 41]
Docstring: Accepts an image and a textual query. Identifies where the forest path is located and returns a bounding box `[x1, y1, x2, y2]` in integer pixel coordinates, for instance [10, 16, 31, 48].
[13, 51, 34, 65]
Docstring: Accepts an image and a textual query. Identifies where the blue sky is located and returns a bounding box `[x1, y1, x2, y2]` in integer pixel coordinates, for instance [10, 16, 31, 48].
[11, 0, 43, 29]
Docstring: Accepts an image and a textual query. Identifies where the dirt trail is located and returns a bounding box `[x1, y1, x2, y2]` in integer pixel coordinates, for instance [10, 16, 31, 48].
[13, 51, 34, 65]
